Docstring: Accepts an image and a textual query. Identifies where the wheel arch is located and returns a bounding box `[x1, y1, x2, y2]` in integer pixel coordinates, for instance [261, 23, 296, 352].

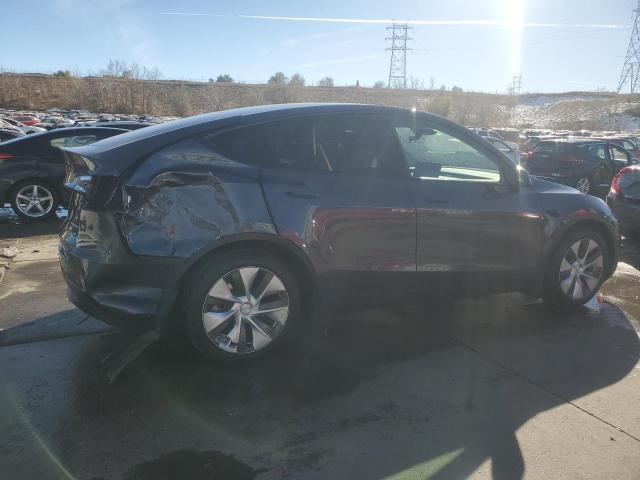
[172, 234, 317, 319]
[546, 218, 617, 277]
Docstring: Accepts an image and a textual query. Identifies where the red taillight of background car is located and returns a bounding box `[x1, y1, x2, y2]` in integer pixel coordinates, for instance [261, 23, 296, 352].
[0, 153, 14, 160]
[610, 166, 635, 194]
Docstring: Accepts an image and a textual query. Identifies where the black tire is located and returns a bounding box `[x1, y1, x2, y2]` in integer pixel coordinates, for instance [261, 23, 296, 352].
[543, 229, 610, 308]
[574, 175, 592, 195]
[10, 180, 59, 221]
[182, 249, 302, 362]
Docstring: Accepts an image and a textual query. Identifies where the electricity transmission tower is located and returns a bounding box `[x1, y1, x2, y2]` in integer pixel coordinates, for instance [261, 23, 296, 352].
[618, 0, 640, 93]
[386, 23, 413, 88]
[508, 74, 523, 95]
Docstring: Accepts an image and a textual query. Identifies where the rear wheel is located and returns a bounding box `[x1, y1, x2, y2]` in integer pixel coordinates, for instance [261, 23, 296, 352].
[183, 250, 301, 362]
[543, 229, 608, 307]
[10, 181, 59, 220]
[575, 176, 592, 194]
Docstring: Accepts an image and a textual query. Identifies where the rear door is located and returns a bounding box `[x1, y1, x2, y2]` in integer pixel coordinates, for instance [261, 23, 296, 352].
[259, 113, 417, 304]
[389, 113, 543, 295]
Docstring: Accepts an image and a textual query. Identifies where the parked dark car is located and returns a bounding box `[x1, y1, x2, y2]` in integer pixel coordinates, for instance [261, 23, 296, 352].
[0, 127, 127, 219]
[59, 104, 620, 361]
[78, 120, 153, 130]
[525, 139, 638, 195]
[607, 165, 640, 236]
[0, 128, 25, 143]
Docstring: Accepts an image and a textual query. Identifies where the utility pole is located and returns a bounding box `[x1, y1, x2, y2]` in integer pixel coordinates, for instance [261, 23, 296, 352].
[618, 0, 640, 93]
[508, 73, 523, 95]
[386, 22, 413, 89]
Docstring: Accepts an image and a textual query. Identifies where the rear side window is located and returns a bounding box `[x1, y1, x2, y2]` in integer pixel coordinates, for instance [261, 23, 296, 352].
[534, 142, 565, 156]
[200, 125, 270, 165]
[585, 144, 606, 160]
[266, 114, 403, 175]
[50, 134, 100, 148]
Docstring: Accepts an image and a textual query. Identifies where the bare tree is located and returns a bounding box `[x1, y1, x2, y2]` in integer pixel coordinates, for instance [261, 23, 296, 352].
[289, 73, 305, 87]
[318, 76, 334, 87]
[373, 80, 386, 89]
[171, 85, 191, 116]
[268, 72, 288, 86]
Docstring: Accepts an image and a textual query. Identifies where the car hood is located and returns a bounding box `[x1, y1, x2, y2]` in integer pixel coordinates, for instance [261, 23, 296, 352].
[530, 176, 580, 195]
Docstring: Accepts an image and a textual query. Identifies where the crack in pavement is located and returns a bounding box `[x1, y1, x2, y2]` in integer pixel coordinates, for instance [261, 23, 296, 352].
[450, 335, 640, 443]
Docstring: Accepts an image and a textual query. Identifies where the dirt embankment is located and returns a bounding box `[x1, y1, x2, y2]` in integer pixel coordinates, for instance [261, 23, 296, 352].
[2, 73, 640, 129]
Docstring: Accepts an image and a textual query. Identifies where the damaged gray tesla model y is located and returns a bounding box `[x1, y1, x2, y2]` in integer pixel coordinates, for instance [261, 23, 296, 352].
[59, 103, 620, 361]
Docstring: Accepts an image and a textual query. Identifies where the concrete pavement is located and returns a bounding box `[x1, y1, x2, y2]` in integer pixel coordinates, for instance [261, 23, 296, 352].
[1, 212, 639, 479]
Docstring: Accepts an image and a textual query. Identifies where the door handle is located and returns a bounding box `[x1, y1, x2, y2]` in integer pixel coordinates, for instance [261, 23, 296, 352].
[285, 191, 317, 199]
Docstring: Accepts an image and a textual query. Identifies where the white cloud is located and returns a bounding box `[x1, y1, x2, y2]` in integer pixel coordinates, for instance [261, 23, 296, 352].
[160, 12, 628, 29]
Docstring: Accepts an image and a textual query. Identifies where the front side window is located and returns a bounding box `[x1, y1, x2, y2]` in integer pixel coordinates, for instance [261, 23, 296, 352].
[266, 114, 402, 176]
[393, 119, 502, 183]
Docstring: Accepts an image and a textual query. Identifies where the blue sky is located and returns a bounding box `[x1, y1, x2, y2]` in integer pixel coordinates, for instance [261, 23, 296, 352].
[3, 0, 637, 92]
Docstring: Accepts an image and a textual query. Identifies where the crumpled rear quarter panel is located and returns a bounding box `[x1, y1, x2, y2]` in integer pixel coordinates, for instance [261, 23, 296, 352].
[121, 139, 276, 257]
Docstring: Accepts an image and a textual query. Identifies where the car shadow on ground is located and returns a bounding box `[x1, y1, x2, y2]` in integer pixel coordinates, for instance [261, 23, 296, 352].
[37, 294, 638, 479]
[0, 208, 64, 239]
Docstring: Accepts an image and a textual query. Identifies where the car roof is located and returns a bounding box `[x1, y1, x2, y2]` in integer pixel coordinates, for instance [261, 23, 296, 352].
[72, 103, 438, 154]
[65, 103, 477, 176]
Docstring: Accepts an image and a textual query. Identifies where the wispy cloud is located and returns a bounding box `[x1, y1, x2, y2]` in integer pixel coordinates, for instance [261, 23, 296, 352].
[160, 12, 628, 29]
[293, 53, 386, 70]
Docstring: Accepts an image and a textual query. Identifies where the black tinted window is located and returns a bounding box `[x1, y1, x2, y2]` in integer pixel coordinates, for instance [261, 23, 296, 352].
[266, 114, 403, 175]
[200, 125, 270, 165]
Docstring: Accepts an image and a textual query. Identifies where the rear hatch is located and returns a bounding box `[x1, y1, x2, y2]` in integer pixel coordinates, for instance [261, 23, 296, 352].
[620, 168, 640, 206]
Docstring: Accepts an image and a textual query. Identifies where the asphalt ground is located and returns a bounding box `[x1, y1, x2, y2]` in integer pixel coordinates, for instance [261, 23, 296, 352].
[1, 207, 639, 480]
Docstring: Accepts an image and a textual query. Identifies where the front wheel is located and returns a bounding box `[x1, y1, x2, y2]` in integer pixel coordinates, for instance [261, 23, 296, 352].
[10, 181, 59, 220]
[543, 229, 609, 307]
[183, 250, 301, 362]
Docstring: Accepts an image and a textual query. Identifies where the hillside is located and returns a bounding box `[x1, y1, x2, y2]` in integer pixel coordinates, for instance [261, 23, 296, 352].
[2, 73, 640, 130]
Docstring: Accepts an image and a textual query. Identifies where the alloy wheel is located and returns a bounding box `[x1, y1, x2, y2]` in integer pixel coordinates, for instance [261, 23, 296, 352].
[15, 184, 55, 218]
[558, 238, 604, 301]
[575, 177, 591, 194]
[201, 266, 290, 354]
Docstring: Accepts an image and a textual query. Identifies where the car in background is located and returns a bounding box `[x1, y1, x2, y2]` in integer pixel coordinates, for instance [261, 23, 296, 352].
[59, 104, 619, 361]
[2, 117, 47, 135]
[525, 139, 637, 195]
[0, 128, 26, 143]
[471, 128, 505, 140]
[39, 117, 75, 130]
[484, 137, 521, 164]
[0, 127, 127, 219]
[11, 115, 40, 126]
[608, 137, 640, 161]
[607, 166, 640, 237]
[77, 120, 153, 130]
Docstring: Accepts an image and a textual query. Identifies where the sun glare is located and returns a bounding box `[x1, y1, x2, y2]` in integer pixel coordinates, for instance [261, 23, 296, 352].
[507, 0, 526, 75]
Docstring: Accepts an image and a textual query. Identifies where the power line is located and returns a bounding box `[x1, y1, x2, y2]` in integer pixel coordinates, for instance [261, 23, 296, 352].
[386, 22, 413, 88]
[618, 0, 640, 93]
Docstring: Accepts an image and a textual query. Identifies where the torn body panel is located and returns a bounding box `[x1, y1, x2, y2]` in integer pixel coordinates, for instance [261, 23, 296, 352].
[60, 140, 278, 328]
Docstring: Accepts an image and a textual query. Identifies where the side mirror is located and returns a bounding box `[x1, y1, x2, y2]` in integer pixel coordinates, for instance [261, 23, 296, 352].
[517, 166, 532, 187]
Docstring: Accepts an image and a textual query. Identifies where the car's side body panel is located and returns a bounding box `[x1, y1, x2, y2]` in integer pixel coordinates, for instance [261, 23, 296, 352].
[57, 104, 621, 329]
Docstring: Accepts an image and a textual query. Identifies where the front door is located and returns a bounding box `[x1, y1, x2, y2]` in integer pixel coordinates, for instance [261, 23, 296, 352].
[259, 113, 417, 305]
[389, 114, 544, 295]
